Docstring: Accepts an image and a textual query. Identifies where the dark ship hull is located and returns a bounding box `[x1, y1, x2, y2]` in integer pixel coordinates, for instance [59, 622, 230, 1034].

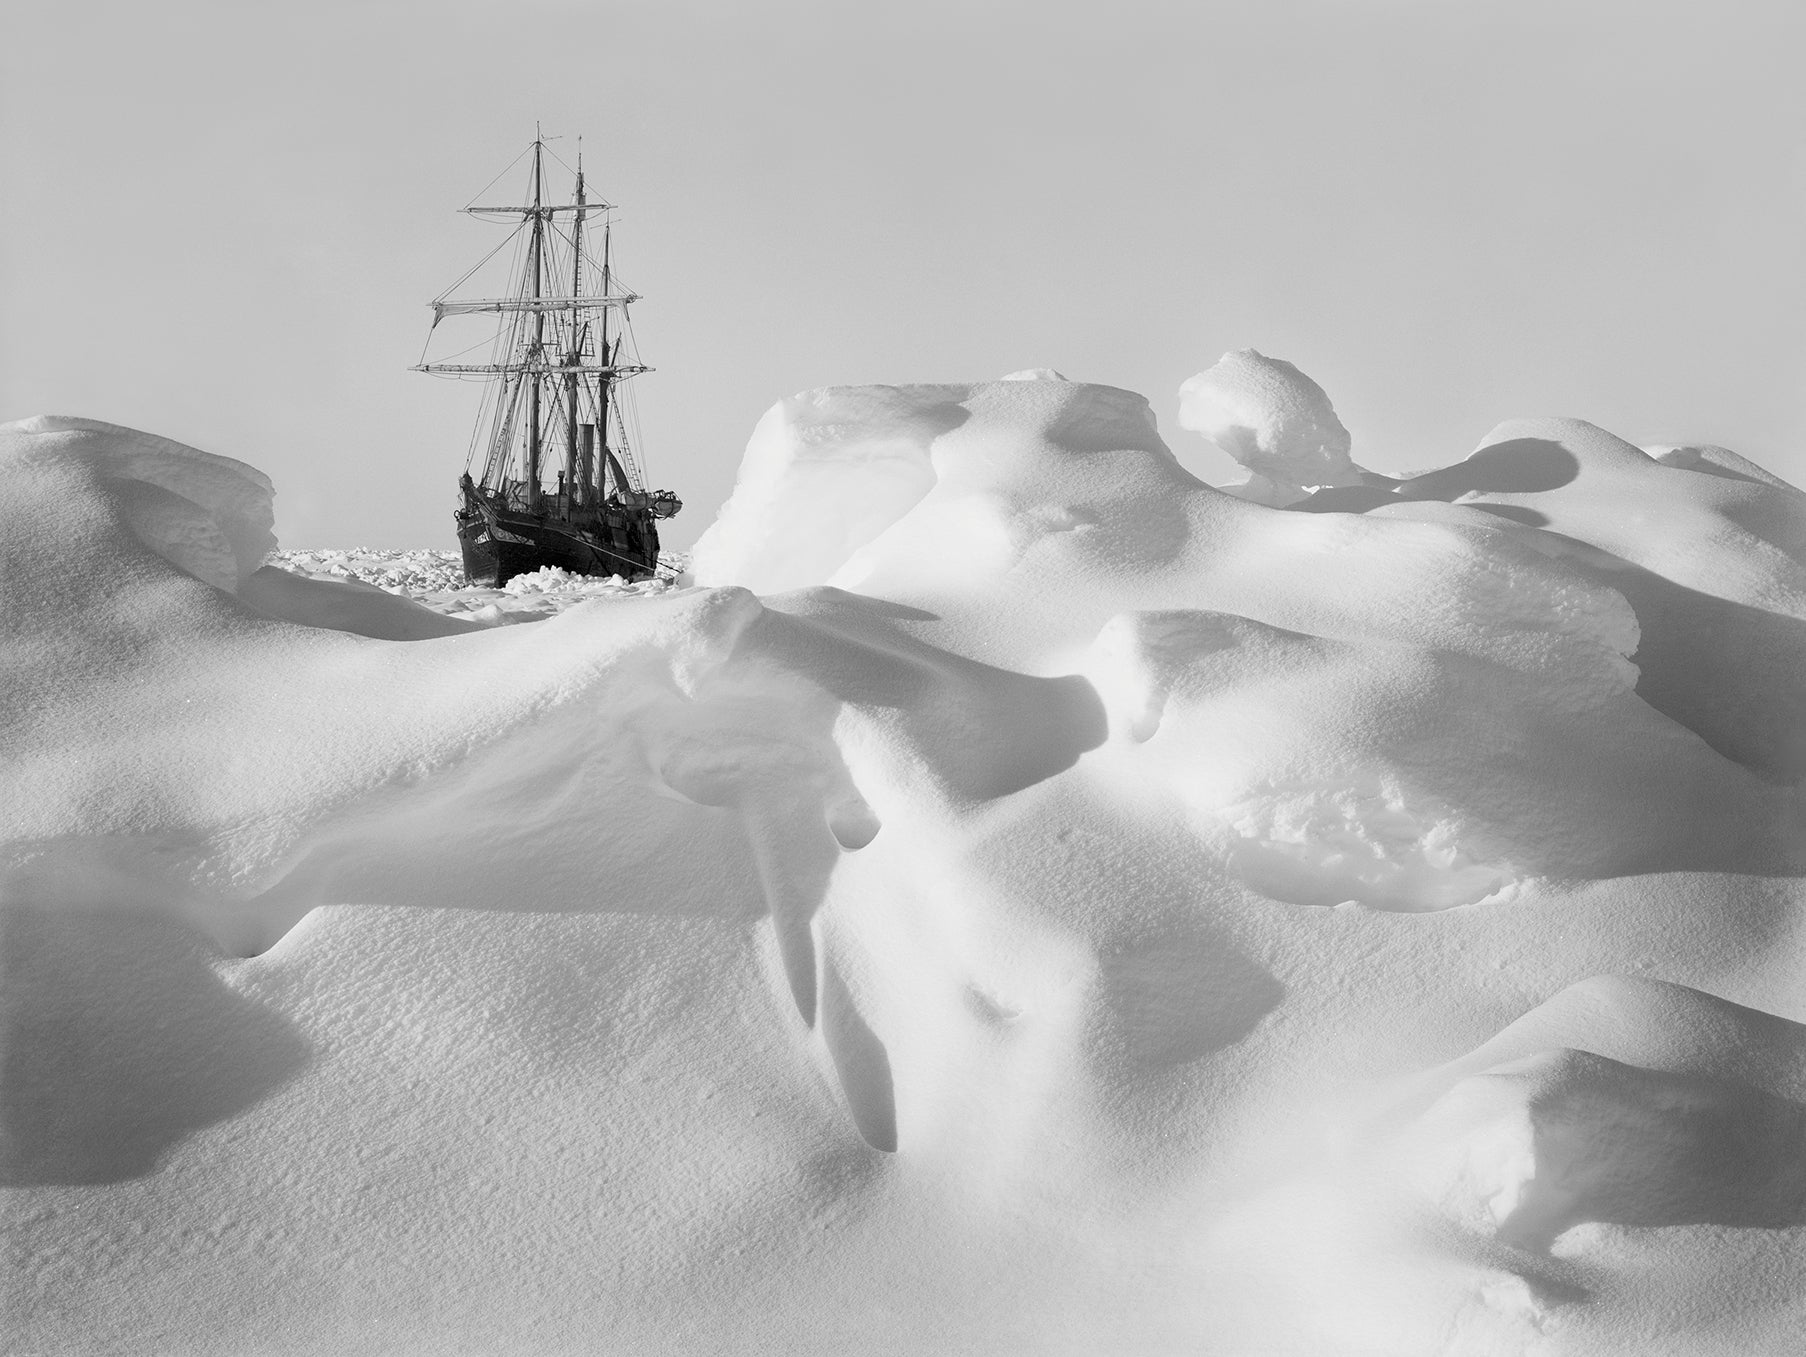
[455, 486, 661, 588]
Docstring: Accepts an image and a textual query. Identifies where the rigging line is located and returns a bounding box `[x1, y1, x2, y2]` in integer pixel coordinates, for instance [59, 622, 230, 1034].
[486, 228, 533, 358]
[612, 315, 650, 479]
[463, 383, 489, 470]
[625, 381, 646, 449]
[580, 216, 627, 283]
[464, 342, 510, 470]
[431, 219, 530, 305]
[614, 403, 644, 490]
[575, 213, 612, 274]
[435, 236, 529, 373]
[572, 536, 664, 577]
[540, 139, 579, 181]
[421, 230, 524, 366]
[461, 142, 535, 210]
[434, 332, 508, 363]
[625, 394, 648, 482]
[622, 309, 645, 368]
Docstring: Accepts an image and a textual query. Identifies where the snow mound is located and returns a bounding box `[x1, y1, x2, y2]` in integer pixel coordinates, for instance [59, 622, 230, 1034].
[1347, 417, 1806, 782]
[2, 415, 274, 593]
[691, 384, 961, 593]
[1393, 978, 1806, 1250]
[10, 383, 1806, 1355]
[1177, 349, 1362, 505]
[696, 377, 1769, 915]
[240, 564, 482, 641]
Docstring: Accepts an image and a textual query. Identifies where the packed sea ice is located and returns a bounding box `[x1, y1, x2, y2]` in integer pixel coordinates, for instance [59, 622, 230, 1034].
[5, 364, 1806, 1353]
[264, 547, 688, 632]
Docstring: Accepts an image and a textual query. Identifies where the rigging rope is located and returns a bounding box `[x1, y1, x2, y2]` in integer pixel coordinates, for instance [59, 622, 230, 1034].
[461, 143, 535, 209]
[429, 220, 528, 309]
[540, 139, 580, 182]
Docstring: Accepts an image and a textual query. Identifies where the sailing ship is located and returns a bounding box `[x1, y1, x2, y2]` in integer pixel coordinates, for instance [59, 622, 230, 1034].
[416, 136, 680, 586]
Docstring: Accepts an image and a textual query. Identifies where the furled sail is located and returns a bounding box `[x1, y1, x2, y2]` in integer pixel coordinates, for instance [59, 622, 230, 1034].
[432, 294, 639, 325]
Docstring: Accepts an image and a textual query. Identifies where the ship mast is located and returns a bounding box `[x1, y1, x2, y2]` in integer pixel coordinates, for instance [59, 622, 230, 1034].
[599, 211, 612, 497]
[564, 153, 584, 511]
[525, 136, 546, 511]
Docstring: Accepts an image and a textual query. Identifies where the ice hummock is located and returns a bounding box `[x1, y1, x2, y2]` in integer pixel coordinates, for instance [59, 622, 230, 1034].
[7, 363, 1806, 1355]
[1178, 348, 1365, 505]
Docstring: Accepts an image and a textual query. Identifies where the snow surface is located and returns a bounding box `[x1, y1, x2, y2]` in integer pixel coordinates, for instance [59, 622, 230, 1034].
[7, 374, 1806, 1354]
[1178, 348, 1365, 506]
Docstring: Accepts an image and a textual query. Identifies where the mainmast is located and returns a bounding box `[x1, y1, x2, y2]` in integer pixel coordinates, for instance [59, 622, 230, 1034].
[564, 155, 584, 511]
[525, 137, 546, 511]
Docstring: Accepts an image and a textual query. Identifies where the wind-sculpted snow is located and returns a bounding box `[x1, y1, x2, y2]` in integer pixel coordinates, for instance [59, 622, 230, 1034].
[2, 415, 275, 595]
[1387, 977, 1806, 1247]
[7, 379, 1806, 1355]
[1178, 348, 1362, 506]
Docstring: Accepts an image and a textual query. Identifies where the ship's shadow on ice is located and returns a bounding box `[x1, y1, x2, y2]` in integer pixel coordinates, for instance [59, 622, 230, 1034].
[0, 904, 308, 1186]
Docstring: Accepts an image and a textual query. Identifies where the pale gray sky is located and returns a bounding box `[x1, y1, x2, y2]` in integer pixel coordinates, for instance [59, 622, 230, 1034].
[4, 0, 1802, 550]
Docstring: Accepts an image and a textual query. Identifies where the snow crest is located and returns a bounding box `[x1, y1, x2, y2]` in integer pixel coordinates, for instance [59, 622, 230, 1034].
[1178, 348, 1361, 505]
[3, 415, 275, 593]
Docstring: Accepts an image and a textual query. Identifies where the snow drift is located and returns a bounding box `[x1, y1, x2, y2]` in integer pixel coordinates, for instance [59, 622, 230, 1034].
[7, 367, 1806, 1355]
